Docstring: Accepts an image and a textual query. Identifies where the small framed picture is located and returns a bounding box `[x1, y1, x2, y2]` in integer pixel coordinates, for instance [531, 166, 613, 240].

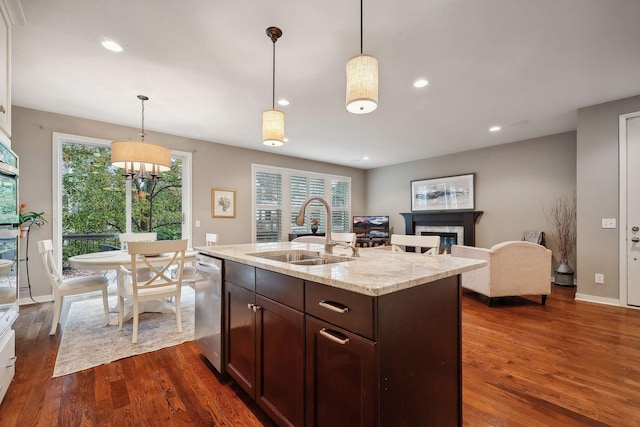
[212, 188, 236, 218]
[411, 173, 475, 211]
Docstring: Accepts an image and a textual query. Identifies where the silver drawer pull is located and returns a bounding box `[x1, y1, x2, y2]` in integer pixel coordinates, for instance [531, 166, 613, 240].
[319, 328, 350, 345]
[5, 356, 16, 368]
[318, 300, 349, 314]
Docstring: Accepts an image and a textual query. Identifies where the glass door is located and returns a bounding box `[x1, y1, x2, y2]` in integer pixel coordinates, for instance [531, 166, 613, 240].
[54, 133, 191, 278]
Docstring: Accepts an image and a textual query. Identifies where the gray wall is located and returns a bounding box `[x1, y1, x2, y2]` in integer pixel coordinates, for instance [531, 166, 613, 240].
[12, 106, 367, 299]
[576, 95, 640, 303]
[365, 132, 577, 272]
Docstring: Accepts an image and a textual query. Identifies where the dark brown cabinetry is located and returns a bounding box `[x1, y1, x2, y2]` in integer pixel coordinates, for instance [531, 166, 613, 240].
[223, 259, 462, 427]
[224, 261, 305, 427]
[305, 315, 376, 427]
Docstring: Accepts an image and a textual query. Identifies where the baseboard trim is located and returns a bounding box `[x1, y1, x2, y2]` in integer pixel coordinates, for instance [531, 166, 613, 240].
[574, 293, 620, 307]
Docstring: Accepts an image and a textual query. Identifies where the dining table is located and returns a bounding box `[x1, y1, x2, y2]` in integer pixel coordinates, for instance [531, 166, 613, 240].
[69, 249, 198, 324]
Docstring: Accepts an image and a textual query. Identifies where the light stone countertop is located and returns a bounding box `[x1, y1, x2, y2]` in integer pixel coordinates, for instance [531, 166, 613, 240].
[195, 241, 486, 297]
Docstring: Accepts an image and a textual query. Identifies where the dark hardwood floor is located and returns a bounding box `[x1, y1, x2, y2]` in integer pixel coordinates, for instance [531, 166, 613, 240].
[1, 284, 639, 426]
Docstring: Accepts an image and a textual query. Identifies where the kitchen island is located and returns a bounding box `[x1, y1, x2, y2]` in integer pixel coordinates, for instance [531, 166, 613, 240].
[195, 241, 485, 427]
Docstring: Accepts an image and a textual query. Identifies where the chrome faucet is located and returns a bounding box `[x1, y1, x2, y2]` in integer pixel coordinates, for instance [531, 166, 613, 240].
[295, 196, 359, 257]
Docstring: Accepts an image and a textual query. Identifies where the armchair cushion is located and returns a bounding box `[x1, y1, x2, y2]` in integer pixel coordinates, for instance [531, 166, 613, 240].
[451, 241, 552, 305]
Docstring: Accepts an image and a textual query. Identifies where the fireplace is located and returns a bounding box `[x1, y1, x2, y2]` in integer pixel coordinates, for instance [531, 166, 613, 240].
[418, 229, 462, 254]
[400, 211, 483, 248]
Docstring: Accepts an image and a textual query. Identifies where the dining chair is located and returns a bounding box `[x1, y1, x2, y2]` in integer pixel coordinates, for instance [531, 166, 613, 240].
[205, 233, 218, 246]
[118, 239, 188, 343]
[330, 232, 357, 246]
[390, 234, 441, 255]
[118, 232, 158, 250]
[37, 239, 110, 335]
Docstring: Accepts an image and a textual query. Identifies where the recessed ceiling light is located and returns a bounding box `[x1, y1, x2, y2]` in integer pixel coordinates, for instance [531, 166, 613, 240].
[413, 79, 429, 88]
[277, 98, 290, 106]
[489, 126, 501, 132]
[284, 138, 289, 142]
[102, 40, 123, 52]
[362, 155, 370, 160]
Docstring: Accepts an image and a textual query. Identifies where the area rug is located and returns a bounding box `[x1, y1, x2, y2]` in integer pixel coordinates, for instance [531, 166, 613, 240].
[52, 286, 195, 378]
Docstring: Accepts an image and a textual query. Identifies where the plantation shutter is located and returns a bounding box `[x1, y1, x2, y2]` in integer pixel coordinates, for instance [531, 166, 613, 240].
[331, 179, 350, 232]
[255, 171, 282, 242]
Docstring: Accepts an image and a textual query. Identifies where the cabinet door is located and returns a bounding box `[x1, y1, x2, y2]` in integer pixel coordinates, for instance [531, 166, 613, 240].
[225, 282, 256, 398]
[306, 315, 377, 427]
[255, 295, 305, 427]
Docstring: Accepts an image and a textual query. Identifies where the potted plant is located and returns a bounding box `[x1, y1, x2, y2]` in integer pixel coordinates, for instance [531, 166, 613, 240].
[19, 203, 48, 238]
[311, 218, 319, 234]
[546, 195, 576, 286]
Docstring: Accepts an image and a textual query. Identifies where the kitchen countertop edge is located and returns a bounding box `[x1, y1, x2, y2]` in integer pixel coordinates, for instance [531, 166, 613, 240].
[195, 242, 486, 297]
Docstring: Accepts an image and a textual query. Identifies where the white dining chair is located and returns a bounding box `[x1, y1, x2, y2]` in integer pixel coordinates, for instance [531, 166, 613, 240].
[205, 233, 218, 246]
[118, 239, 188, 343]
[38, 239, 110, 335]
[172, 232, 218, 288]
[390, 234, 441, 255]
[331, 232, 357, 246]
[119, 232, 158, 250]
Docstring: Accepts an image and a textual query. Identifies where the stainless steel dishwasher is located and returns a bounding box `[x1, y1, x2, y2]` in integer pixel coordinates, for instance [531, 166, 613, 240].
[194, 253, 223, 373]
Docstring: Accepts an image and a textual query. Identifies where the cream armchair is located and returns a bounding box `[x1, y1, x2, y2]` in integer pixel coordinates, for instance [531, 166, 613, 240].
[451, 241, 552, 306]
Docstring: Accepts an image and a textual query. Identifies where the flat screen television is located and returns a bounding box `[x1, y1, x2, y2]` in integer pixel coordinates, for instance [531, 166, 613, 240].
[353, 216, 389, 238]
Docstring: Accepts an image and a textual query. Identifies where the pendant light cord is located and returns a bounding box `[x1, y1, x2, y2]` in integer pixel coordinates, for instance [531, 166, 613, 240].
[272, 39, 276, 110]
[360, 0, 363, 54]
[140, 97, 145, 141]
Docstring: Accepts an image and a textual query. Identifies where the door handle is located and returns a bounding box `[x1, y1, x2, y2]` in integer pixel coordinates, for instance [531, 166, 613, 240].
[632, 237, 640, 243]
[633, 226, 639, 232]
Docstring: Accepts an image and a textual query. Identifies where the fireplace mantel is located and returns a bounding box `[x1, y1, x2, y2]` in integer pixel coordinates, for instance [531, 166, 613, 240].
[400, 211, 483, 247]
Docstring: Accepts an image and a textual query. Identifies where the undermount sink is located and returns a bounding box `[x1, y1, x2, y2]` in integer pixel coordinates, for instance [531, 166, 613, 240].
[247, 250, 355, 265]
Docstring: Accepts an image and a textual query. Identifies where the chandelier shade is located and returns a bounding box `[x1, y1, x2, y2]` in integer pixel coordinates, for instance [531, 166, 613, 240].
[111, 140, 171, 177]
[111, 95, 171, 180]
[262, 109, 285, 146]
[346, 53, 378, 114]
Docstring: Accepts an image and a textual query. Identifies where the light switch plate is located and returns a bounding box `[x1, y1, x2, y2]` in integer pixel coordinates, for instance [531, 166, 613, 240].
[602, 218, 616, 229]
[195, 220, 201, 228]
[595, 273, 604, 284]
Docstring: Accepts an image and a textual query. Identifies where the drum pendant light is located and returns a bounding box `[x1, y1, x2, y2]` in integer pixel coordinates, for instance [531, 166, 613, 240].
[111, 95, 171, 181]
[262, 27, 285, 147]
[346, 0, 378, 114]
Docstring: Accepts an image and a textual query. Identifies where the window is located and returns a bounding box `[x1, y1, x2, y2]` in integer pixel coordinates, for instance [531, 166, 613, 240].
[252, 165, 351, 242]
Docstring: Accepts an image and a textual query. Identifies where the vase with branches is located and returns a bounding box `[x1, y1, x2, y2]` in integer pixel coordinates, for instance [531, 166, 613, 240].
[546, 195, 576, 274]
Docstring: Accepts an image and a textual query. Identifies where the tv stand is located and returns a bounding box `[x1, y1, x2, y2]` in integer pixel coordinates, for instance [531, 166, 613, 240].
[356, 236, 389, 247]
[288, 232, 326, 241]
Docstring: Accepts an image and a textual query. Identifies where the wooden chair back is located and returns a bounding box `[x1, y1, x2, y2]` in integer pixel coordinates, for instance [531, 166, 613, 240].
[390, 234, 441, 255]
[38, 239, 63, 289]
[125, 240, 187, 295]
[331, 232, 357, 246]
[205, 233, 218, 246]
[119, 232, 158, 250]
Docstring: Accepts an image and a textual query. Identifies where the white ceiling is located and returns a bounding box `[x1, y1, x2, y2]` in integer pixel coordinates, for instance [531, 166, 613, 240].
[9, 0, 640, 169]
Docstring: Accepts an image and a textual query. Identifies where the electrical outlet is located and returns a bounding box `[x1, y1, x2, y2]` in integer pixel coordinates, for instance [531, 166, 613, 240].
[602, 218, 616, 229]
[595, 273, 604, 284]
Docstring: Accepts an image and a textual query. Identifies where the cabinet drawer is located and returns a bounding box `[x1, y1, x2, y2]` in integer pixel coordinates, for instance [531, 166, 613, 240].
[225, 260, 255, 291]
[305, 281, 375, 340]
[256, 269, 304, 311]
[0, 328, 16, 403]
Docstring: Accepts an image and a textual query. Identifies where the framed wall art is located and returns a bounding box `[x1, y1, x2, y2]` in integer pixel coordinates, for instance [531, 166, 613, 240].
[411, 173, 475, 211]
[212, 188, 236, 218]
